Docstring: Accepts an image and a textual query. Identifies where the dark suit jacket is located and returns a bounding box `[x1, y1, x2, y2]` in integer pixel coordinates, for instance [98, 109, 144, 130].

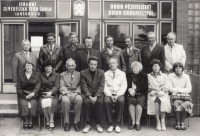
[80, 68, 105, 98]
[40, 72, 60, 96]
[101, 46, 126, 72]
[76, 48, 102, 71]
[141, 43, 165, 73]
[17, 72, 41, 99]
[39, 44, 63, 73]
[63, 43, 84, 71]
[12, 51, 38, 83]
[126, 72, 148, 96]
[123, 46, 141, 75]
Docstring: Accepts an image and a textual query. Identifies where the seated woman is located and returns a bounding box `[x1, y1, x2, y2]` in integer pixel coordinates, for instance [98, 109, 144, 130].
[168, 62, 193, 130]
[127, 61, 148, 131]
[17, 62, 41, 129]
[147, 59, 171, 131]
[39, 60, 60, 131]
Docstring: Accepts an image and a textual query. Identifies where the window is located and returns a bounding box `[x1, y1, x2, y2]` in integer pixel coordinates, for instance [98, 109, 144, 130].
[161, 1, 173, 19]
[160, 22, 173, 45]
[89, 0, 101, 18]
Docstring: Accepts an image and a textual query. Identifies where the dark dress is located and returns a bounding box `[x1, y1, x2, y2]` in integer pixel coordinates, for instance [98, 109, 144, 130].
[39, 72, 60, 113]
[17, 72, 41, 117]
[126, 72, 148, 109]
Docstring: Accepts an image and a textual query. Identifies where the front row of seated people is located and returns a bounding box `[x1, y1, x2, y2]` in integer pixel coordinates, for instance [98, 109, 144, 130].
[17, 56, 193, 133]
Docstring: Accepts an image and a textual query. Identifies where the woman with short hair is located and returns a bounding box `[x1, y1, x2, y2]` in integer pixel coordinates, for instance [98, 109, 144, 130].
[17, 62, 41, 129]
[39, 60, 60, 131]
[127, 61, 148, 131]
[147, 59, 171, 131]
[168, 62, 193, 130]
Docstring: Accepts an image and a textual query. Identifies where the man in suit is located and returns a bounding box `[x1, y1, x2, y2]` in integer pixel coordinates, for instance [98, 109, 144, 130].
[141, 32, 165, 73]
[104, 57, 127, 133]
[63, 32, 84, 71]
[122, 36, 141, 75]
[39, 32, 63, 73]
[101, 36, 126, 72]
[12, 39, 38, 83]
[80, 56, 105, 133]
[60, 58, 82, 131]
[76, 36, 102, 71]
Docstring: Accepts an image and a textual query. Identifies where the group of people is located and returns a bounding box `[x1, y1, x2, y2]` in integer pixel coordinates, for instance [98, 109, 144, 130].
[12, 31, 193, 133]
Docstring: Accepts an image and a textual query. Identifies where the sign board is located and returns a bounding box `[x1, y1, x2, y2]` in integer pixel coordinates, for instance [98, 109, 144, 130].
[104, 1, 158, 19]
[1, 1, 55, 17]
[73, 0, 85, 16]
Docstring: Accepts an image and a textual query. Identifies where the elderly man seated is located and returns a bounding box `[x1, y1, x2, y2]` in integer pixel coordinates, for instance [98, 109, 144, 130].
[59, 58, 82, 132]
[104, 57, 127, 133]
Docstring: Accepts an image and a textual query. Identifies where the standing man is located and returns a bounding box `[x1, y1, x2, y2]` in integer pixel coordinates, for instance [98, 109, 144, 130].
[80, 56, 105, 133]
[12, 39, 38, 83]
[59, 58, 82, 132]
[39, 32, 63, 73]
[101, 36, 126, 72]
[104, 57, 127, 133]
[164, 32, 186, 74]
[122, 36, 141, 75]
[63, 32, 84, 71]
[76, 36, 102, 71]
[141, 32, 165, 73]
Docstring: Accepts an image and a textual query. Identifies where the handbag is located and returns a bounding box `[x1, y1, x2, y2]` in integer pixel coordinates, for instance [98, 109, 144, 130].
[170, 93, 191, 101]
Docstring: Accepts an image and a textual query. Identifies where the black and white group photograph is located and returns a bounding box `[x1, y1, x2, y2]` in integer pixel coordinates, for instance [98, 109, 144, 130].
[0, 0, 200, 136]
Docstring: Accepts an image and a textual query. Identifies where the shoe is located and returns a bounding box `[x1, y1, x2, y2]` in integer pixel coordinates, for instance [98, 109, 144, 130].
[180, 124, 186, 130]
[175, 125, 180, 130]
[23, 123, 28, 129]
[129, 124, 135, 130]
[135, 124, 141, 131]
[115, 126, 121, 133]
[96, 124, 103, 133]
[74, 123, 80, 132]
[46, 122, 50, 129]
[161, 121, 166, 131]
[49, 122, 54, 131]
[64, 123, 70, 131]
[28, 124, 33, 129]
[107, 126, 114, 133]
[156, 122, 161, 131]
[82, 124, 91, 133]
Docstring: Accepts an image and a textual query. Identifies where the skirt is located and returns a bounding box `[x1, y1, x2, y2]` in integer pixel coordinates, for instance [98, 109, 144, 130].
[173, 100, 193, 116]
[39, 95, 59, 113]
[19, 98, 38, 117]
[127, 95, 147, 109]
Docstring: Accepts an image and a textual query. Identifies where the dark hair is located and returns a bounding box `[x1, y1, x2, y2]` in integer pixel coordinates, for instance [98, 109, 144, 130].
[124, 36, 133, 42]
[83, 36, 93, 44]
[105, 36, 114, 42]
[173, 62, 184, 72]
[88, 56, 99, 64]
[43, 60, 54, 68]
[69, 32, 78, 38]
[47, 32, 55, 39]
[149, 59, 162, 69]
[23, 62, 34, 68]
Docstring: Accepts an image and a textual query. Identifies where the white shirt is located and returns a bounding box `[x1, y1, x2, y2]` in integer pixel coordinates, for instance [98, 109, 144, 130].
[127, 46, 133, 54]
[23, 51, 29, 58]
[107, 47, 113, 54]
[164, 43, 186, 71]
[49, 44, 54, 51]
[104, 69, 127, 96]
[149, 42, 156, 52]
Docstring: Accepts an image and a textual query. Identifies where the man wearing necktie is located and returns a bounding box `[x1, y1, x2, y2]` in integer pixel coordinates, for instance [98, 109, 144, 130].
[59, 58, 82, 132]
[39, 32, 63, 73]
[63, 32, 84, 71]
[76, 36, 102, 71]
[122, 36, 141, 76]
[104, 57, 127, 133]
[141, 32, 165, 74]
[164, 32, 186, 74]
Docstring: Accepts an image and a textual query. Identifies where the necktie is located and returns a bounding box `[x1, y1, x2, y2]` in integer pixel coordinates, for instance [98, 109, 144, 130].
[26, 52, 29, 59]
[128, 48, 132, 54]
[49, 45, 52, 52]
[113, 71, 116, 79]
[87, 50, 90, 61]
[70, 74, 73, 82]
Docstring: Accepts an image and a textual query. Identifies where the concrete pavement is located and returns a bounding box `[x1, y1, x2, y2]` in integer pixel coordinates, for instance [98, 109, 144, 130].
[0, 117, 200, 136]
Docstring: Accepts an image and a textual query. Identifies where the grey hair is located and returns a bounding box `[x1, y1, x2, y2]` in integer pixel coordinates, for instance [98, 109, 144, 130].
[167, 32, 176, 39]
[147, 31, 156, 38]
[66, 58, 76, 66]
[21, 39, 31, 46]
[131, 61, 143, 71]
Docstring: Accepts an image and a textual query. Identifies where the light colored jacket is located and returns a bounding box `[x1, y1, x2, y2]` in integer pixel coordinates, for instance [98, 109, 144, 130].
[104, 69, 127, 96]
[164, 43, 186, 71]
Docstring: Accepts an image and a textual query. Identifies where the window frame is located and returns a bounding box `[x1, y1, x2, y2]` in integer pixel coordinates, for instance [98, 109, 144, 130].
[160, 1, 174, 20]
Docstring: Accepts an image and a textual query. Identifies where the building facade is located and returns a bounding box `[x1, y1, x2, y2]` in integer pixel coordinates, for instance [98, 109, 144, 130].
[0, 0, 200, 115]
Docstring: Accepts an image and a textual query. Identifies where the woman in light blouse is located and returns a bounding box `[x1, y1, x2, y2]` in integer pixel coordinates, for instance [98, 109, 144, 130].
[147, 59, 171, 131]
[39, 60, 60, 131]
[168, 62, 193, 130]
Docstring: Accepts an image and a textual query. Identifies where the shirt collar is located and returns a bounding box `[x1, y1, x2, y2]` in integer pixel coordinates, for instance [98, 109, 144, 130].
[166, 43, 177, 49]
[49, 44, 54, 48]
[150, 71, 162, 77]
[149, 42, 156, 47]
[68, 71, 75, 75]
[107, 47, 113, 52]
[172, 72, 186, 78]
[22, 50, 29, 55]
